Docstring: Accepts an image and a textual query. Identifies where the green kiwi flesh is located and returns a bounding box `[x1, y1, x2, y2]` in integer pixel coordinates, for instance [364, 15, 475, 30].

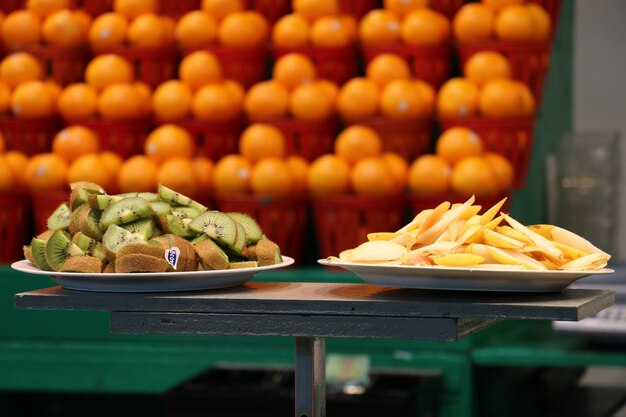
[69, 181, 105, 192]
[231, 222, 247, 255]
[138, 192, 160, 202]
[194, 239, 229, 270]
[228, 212, 263, 244]
[78, 207, 104, 240]
[47, 203, 71, 230]
[159, 214, 197, 238]
[31, 238, 52, 271]
[72, 232, 97, 254]
[61, 256, 102, 273]
[44, 230, 85, 271]
[70, 188, 102, 210]
[172, 206, 202, 219]
[88, 194, 123, 210]
[151, 201, 172, 217]
[121, 218, 157, 240]
[228, 261, 258, 269]
[190, 234, 209, 245]
[100, 197, 155, 229]
[189, 211, 237, 248]
[158, 184, 207, 212]
[102, 224, 147, 261]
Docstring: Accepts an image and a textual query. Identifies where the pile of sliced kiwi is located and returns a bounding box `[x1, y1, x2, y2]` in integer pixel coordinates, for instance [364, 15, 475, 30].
[23, 182, 283, 273]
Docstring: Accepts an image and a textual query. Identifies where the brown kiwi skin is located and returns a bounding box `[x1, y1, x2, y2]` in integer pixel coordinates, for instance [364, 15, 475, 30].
[69, 205, 88, 235]
[116, 254, 169, 273]
[37, 230, 55, 241]
[194, 240, 229, 270]
[60, 256, 103, 273]
[23, 246, 35, 265]
[116, 243, 166, 260]
[242, 244, 257, 261]
[255, 239, 281, 266]
[103, 262, 115, 273]
[150, 234, 197, 272]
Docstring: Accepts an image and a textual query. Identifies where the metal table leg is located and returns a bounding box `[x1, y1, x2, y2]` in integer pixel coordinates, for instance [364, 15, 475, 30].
[295, 336, 326, 417]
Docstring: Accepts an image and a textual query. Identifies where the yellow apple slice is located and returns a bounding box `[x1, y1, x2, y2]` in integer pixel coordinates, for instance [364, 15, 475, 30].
[456, 224, 483, 246]
[480, 197, 508, 225]
[433, 253, 485, 267]
[465, 243, 499, 263]
[559, 253, 609, 271]
[446, 219, 466, 241]
[351, 240, 407, 262]
[391, 233, 412, 247]
[413, 201, 451, 235]
[541, 225, 611, 259]
[339, 249, 353, 262]
[483, 229, 526, 250]
[486, 246, 548, 270]
[459, 205, 482, 220]
[417, 195, 475, 245]
[470, 263, 525, 270]
[553, 241, 588, 260]
[367, 232, 400, 241]
[503, 215, 562, 262]
[495, 225, 532, 244]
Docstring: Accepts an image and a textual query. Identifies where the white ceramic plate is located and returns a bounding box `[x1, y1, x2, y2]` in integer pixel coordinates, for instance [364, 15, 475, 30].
[318, 259, 614, 292]
[12, 257, 295, 293]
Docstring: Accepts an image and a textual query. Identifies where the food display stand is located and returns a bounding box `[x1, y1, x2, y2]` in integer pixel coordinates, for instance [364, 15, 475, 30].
[15, 281, 614, 417]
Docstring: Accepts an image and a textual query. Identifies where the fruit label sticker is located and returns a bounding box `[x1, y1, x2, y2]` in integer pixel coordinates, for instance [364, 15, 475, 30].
[165, 247, 180, 270]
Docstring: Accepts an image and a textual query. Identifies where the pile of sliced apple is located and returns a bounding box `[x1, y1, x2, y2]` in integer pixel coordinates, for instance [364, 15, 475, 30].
[331, 196, 611, 271]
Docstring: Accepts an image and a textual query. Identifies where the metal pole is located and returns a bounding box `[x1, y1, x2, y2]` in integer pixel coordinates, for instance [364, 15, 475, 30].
[295, 336, 326, 417]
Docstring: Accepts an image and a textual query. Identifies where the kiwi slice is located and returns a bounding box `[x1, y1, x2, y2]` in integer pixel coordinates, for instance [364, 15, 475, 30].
[37, 229, 55, 241]
[255, 238, 283, 266]
[69, 181, 105, 193]
[151, 201, 172, 217]
[190, 234, 209, 245]
[242, 244, 257, 261]
[228, 261, 258, 269]
[100, 197, 155, 229]
[172, 206, 203, 219]
[158, 184, 207, 212]
[77, 207, 104, 240]
[72, 232, 97, 254]
[138, 192, 159, 202]
[70, 187, 103, 211]
[159, 214, 198, 238]
[69, 204, 88, 235]
[194, 239, 229, 270]
[121, 218, 156, 240]
[23, 245, 35, 265]
[116, 192, 138, 198]
[116, 254, 169, 273]
[116, 243, 165, 260]
[150, 234, 197, 272]
[61, 256, 102, 273]
[88, 194, 123, 210]
[92, 242, 107, 261]
[47, 203, 71, 230]
[102, 224, 147, 261]
[103, 262, 115, 273]
[44, 230, 85, 272]
[228, 213, 263, 244]
[30, 238, 52, 271]
[230, 222, 247, 255]
[189, 211, 238, 248]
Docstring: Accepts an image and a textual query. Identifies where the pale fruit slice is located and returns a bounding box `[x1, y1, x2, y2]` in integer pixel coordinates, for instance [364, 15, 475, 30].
[486, 246, 548, 270]
[433, 253, 485, 267]
[537, 224, 610, 259]
[339, 249, 353, 262]
[496, 225, 532, 244]
[559, 253, 609, 271]
[480, 197, 507, 225]
[405, 241, 458, 257]
[504, 215, 562, 262]
[456, 223, 483, 246]
[390, 232, 412, 247]
[483, 229, 526, 250]
[351, 240, 407, 263]
[553, 241, 588, 260]
[367, 232, 400, 241]
[446, 219, 465, 242]
[470, 264, 525, 270]
[459, 205, 482, 220]
[417, 196, 475, 245]
[465, 243, 499, 264]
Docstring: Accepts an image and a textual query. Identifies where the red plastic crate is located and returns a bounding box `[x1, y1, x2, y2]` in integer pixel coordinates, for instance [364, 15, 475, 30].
[339, 0, 379, 19]
[76, 118, 152, 158]
[171, 118, 245, 161]
[430, 0, 464, 19]
[440, 116, 535, 189]
[159, 0, 201, 18]
[92, 46, 178, 88]
[30, 191, 70, 235]
[267, 117, 339, 161]
[245, 0, 290, 24]
[273, 46, 359, 85]
[69, 0, 114, 15]
[347, 117, 434, 160]
[407, 192, 512, 218]
[0, 116, 61, 155]
[214, 194, 308, 262]
[0, 1, 21, 14]
[362, 43, 452, 88]
[312, 194, 407, 258]
[0, 193, 30, 264]
[19, 45, 90, 86]
[193, 46, 269, 88]
[457, 40, 551, 101]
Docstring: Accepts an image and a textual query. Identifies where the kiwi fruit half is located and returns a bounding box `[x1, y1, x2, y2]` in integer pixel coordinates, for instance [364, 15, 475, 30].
[228, 212, 263, 244]
[158, 184, 207, 212]
[44, 230, 85, 271]
[47, 203, 71, 230]
[189, 211, 238, 248]
[102, 224, 147, 261]
[61, 256, 102, 273]
[100, 197, 155, 229]
[194, 239, 229, 270]
[30, 238, 52, 271]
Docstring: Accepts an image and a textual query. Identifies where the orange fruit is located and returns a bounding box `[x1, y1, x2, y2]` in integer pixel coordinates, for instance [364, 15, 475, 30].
[42, 9, 86, 48]
[400, 9, 450, 45]
[384, 0, 428, 17]
[495, 4, 534, 41]
[192, 83, 242, 121]
[411, 80, 436, 116]
[382, 152, 408, 194]
[272, 13, 309, 48]
[0, 52, 42, 88]
[451, 156, 499, 197]
[72, 10, 92, 40]
[117, 155, 158, 193]
[289, 83, 334, 121]
[366, 53, 411, 86]
[250, 157, 293, 198]
[179, 51, 222, 90]
[436, 77, 480, 118]
[484, 152, 514, 191]
[452, 3, 495, 41]
[175, 11, 217, 50]
[478, 78, 525, 117]
[127, 13, 165, 48]
[145, 124, 195, 163]
[0, 156, 15, 192]
[212, 154, 252, 196]
[85, 54, 134, 90]
[351, 156, 395, 197]
[157, 157, 198, 198]
[27, 0, 69, 17]
[58, 83, 98, 121]
[201, 0, 244, 20]
[97, 83, 143, 120]
[310, 16, 353, 48]
[0, 80, 10, 114]
[312, 79, 339, 105]
[359, 9, 401, 46]
[482, 0, 524, 11]
[435, 127, 484, 165]
[335, 125, 382, 164]
[380, 79, 433, 119]
[5, 150, 28, 188]
[527, 4, 551, 41]
[24, 153, 68, 192]
[113, 0, 158, 19]
[1, 10, 41, 50]
[408, 154, 451, 196]
[133, 81, 152, 117]
[68, 154, 114, 190]
[337, 77, 380, 121]
[52, 126, 100, 163]
[11, 81, 56, 118]
[464, 51, 511, 86]
[244, 80, 289, 121]
[307, 154, 350, 196]
[88, 12, 128, 49]
[292, 0, 339, 22]
[44, 80, 61, 103]
[222, 79, 244, 108]
[152, 80, 192, 122]
[192, 156, 214, 193]
[273, 53, 317, 90]
[338, 14, 358, 42]
[99, 150, 123, 189]
[518, 82, 535, 115]
[286, 155, 309, 194]
[239, 123, 286, 163]
[218, 11, 269, 47]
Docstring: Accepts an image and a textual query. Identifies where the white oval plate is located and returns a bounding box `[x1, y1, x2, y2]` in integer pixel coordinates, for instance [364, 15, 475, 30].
[12, 257, 295, 293]
[318, 259, 614, 292]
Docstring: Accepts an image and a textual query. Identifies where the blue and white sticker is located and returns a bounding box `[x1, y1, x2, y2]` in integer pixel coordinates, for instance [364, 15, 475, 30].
[165, 247, 180, 270]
